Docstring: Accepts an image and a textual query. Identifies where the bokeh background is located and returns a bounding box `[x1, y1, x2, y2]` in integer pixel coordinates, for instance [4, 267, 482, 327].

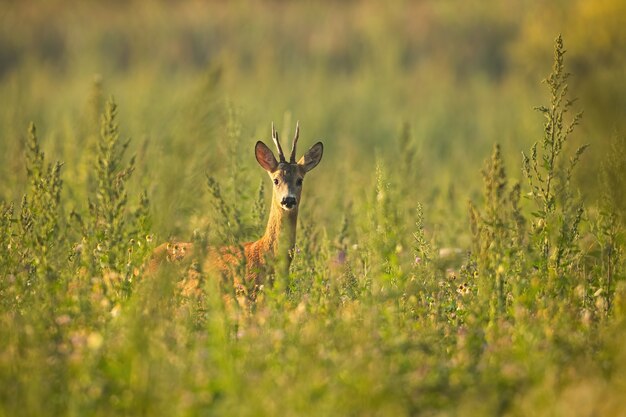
[1, 0, 624, 243]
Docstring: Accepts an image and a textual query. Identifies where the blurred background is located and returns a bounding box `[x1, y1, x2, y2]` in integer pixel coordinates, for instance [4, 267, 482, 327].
[0, 0, 624, 244]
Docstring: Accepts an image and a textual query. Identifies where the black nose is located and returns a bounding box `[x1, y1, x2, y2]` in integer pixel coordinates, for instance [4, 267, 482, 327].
[282, 196, 297, 208]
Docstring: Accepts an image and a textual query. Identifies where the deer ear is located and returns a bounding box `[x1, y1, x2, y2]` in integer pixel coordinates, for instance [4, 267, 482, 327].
[255, 141, 278, 172]
[298, 142, 323, 173]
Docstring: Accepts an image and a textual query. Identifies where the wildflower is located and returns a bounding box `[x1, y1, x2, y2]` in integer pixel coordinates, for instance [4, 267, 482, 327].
[87, 332, 103, 350]
[73, 243, 83, 254]
[581, 309, 592, 327]
[70, 331, 87, 349]
[110, 304, 121, 318]
[99, 298, 110, 310]
[439, 247, 461, 258]
[335, 250, 347, 265]
[457, 283, 471, 296]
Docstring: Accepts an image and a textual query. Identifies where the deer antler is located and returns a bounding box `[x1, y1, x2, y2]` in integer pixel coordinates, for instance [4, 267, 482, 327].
[289, 121, 300, 163]
[271, 122, 286, 163]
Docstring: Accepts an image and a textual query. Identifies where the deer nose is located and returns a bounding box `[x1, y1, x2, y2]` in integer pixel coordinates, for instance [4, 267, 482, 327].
[281, 196, 297, 209]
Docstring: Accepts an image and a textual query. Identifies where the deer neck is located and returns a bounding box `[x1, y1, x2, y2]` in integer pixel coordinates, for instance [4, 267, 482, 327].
[262, 197, 298, 260]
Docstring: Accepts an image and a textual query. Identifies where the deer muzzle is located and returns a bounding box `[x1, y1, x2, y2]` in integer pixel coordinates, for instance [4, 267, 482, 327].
[281, 196, 297, 210]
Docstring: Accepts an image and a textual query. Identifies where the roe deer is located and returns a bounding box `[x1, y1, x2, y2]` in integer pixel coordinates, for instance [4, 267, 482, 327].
[148, 122, 323, 299]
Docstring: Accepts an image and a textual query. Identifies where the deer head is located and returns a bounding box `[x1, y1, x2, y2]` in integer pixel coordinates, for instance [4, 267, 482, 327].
[255, 122, 323, 212]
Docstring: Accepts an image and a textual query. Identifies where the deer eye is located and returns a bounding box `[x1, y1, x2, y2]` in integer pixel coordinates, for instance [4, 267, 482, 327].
[273, 178, 279, 185]
[296, 178, 303, 186]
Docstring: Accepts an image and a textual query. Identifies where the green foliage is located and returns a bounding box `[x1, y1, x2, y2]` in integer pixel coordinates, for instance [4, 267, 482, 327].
[205, 175, 242, 246]
[470, 144, 526, 323]
[1, 5, 625, 415]
[21, 123, 64, 279]
[523, 35, 587, 290]
[0, 123, 64, 312]
[412, 202, 432, 266]
[599, 135, 626, 226]
[591, 135, 626, 315]
[68, 97, 152, 303]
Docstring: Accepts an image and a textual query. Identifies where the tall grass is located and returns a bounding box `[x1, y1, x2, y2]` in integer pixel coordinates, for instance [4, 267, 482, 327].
[1, 34, 625, 416]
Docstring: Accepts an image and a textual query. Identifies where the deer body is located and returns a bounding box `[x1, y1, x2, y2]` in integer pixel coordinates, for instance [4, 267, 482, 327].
[148, 122, 323, 298]
[242, 197, 298, 278]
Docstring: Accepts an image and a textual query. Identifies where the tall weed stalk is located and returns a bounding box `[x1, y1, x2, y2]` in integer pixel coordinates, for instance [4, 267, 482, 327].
[0, 123, 64, 309]
[522, 35, 587, 293]
[469, 144, 525, 325]
[72, 97, 151, 303]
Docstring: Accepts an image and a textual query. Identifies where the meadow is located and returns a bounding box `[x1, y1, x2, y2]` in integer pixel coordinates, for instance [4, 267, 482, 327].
[1, 1, 625, 416]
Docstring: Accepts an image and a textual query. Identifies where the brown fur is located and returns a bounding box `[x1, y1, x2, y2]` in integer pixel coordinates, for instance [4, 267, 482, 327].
[146, 199, 297, 299]
[145, 124, 323, 300]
